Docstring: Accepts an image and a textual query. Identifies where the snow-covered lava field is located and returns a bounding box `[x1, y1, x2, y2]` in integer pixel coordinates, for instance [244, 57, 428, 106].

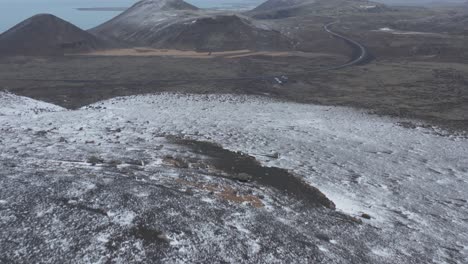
[1, 92, 467, 263]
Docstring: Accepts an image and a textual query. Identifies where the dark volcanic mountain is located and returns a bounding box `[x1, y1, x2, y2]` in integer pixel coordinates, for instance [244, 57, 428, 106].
[0, 14, 106, 56]
[140, 15, 293, 51]
[250, 0, 388, 19]
[90, 0, 201, 45]
[91, 0, 293, 51]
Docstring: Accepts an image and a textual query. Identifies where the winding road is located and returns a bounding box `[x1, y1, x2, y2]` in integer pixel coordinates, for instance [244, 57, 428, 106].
[0, 22, 368, 84]
[323, 21, 368, 69]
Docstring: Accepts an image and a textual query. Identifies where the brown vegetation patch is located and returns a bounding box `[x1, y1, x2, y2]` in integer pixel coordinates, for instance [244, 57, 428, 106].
[218, 187, 264, 208]
[175, 178, 264, 208]
[163, 156, 189, 168]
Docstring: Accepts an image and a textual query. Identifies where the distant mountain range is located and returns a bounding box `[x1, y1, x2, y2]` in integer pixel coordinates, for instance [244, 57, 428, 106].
[90, 0, 293, 52]
[4, 0, 462, 57]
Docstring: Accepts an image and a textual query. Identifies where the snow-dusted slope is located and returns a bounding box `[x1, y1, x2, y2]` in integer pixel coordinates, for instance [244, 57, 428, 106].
[90, 0, 291, 51]
[90, 0, 204, 46]
[1, 93, 467, 263]
[130, 0, 198, 11]
[90, 94, 468, 263]
[0, 92, 64, 116]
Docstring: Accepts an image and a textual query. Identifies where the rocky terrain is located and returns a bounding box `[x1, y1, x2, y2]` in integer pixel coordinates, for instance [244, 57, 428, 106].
[0, 14, 107, 56]
[391, 11, 468, 35]
[1, 92, 467, 263]
[1, 1, 468, 262]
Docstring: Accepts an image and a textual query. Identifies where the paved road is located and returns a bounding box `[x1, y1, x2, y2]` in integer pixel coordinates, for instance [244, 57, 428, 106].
[1, 22, 368, 84]
[323, 21, 368, 69]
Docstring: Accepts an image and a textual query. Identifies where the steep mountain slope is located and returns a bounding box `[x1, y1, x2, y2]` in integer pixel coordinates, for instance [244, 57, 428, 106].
[90, 0, 202, 46]
[0, 14, 106, 56]
[91, 0, 293, 51]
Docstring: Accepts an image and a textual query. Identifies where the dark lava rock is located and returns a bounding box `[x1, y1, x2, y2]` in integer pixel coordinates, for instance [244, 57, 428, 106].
[361, 213, 372, 220]
[87, 155, 105, 165]
[174, 139, 336, 209]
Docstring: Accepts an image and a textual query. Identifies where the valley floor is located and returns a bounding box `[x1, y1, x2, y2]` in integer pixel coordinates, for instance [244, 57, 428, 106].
[1, 55, 467, 133]
[1, 92, 467, 263]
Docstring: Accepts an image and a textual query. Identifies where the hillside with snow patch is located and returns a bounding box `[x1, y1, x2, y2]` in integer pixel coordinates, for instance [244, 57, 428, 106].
[1, 93, 467, 263]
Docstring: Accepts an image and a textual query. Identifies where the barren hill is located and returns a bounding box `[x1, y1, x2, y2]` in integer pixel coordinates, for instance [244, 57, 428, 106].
[91, 0, 293, 51]
[141, 15, 293, 51]
[0, 14, 106, 56]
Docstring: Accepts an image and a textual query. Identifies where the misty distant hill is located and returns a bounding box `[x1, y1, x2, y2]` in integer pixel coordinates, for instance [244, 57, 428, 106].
[249, 0, 388, 19]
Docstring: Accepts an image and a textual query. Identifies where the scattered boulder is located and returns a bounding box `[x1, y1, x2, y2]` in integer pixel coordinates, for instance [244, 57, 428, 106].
[87, 156, 104, 165]
[361, 213, 372, 220]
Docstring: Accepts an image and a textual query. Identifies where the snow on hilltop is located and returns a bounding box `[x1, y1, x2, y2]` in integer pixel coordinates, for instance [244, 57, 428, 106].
[253, 0, 317, 12]
[90, 0, 202, 46]
[0, 92, 64, 116]
[130, 0, 199, 11]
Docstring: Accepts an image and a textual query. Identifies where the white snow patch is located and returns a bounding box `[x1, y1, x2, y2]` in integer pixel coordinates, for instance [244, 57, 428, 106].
[375, 27, 440, 36]
[379, 27, 393, 32]
[200, 197, 215, 204]
[372, 247, 393, 258]
[96, 233, 110, 244]
[318, 245, 329, 252]
[247, 239, 262, 255]
[0, 92, 64, 116]
[107, 210, 136, 226]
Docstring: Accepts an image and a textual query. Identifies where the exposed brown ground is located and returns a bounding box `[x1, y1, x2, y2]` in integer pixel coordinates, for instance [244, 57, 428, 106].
[75, 48, 338, 59]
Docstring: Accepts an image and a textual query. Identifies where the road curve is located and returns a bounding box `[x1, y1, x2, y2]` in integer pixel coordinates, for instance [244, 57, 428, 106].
[323, 21, 368, 70]
[0, 22, 368, 84]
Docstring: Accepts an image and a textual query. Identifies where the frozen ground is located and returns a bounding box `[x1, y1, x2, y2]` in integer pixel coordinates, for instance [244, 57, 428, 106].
[0, 92, 467, 263]
[0, 91, 64, 116]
